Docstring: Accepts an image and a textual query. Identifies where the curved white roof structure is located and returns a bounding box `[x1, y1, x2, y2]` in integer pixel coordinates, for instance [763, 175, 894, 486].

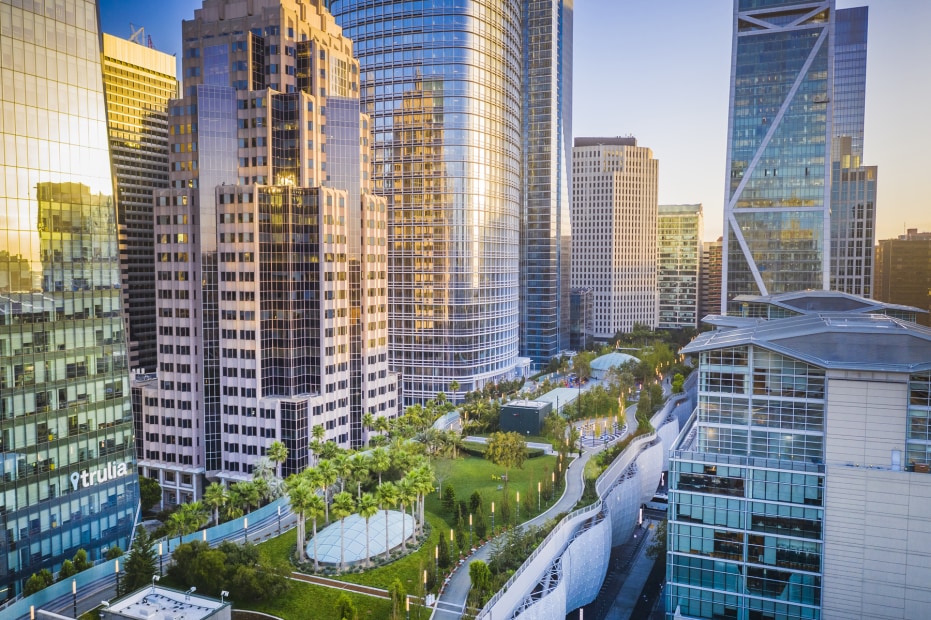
[306, 509, 415, 565]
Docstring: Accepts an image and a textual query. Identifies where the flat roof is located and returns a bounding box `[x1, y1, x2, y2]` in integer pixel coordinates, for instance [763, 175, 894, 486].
[682, 312, 931, 373]
[107, 586, 228, 620]
[535, 387, 581, 408]
[733, 290, 927, 315]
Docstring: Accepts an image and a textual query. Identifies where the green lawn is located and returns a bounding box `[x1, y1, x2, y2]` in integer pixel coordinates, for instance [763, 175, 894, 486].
[246, 453, 560, 618]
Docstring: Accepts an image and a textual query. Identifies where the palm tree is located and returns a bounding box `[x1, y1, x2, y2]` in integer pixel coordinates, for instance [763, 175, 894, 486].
[357, 493, 380, 567]
[411, 465, 434, 536]
[331, 492, 356, 573]
[203, 483, 228, 526]
[286, 476, 315, 563]
[369, 447, 391, 486]
[309, 425, 326, 465]
[179, 501, 209, 532]
[305, 492, 326, 572]
[376, 481, 398, 561]
[332, 453, 353, 494]
[362, 412, 375, 446]
[396, 477, 416, 552]
[224, 488, 245, 520]
[374, 416, 390, 435]
[349, 453, 369, 498]
[315, 460, 338, 523]
[268, 440, 289, 479]
[231, 481, 260, 513]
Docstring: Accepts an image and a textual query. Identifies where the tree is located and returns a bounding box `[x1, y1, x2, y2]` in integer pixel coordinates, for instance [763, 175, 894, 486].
[474, 503, 488, 540]
[122, 526, 157, 593]
[305, 492, 327, 572]
[442, 484, 456, 514]
[389, 578, 406, 620]
[316, 460, 338, 523]
[672, 372, 685, 394]
[335, 592, 358, 620]
[376, 481, 398, 561]
[332, 453, 353, 494]
[23, 569, 54, 595]
[203, 482, 228, 526]
[469, 490, 483, 513]
[369, 447, 391, 486]
[395, 477, 416, 551]
[484, 431, 528, 486]
[437, 532, 451, 569]
[331, 492, 356, 572]
[357, 493, 380, 567]
[57, 559, 77, 581]
[72, 548, 91, 572]
[139, 476, 162, 513]
[231, 481, 260, 513]
[349, 453, 370, 498]
[268, 440, 289, 479]
[469, 560, 492, 595]
[646, 519, 668, 561]
[105, 545, 123, 560]
[410, 464, 434, 535]
[286, 475, 316, 564]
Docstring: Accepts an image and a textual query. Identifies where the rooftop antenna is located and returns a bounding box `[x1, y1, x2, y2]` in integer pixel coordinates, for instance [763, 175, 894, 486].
[148, 34, 154, 49]
[129, 23, 145, 45]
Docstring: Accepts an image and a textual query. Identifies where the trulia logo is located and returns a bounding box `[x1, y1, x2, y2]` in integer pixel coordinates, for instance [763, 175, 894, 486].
[70, 462, 130, 491]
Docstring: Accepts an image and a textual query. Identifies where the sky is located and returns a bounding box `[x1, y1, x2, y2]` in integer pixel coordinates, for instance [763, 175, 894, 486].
[100, 0, 931, 242]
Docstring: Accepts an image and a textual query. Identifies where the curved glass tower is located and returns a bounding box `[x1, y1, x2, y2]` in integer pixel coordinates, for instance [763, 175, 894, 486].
[0, 0, 138, 597]
[331, 0, 522, 403]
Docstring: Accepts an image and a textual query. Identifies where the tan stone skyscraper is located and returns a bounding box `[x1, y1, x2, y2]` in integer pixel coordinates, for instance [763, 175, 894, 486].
[571, 137, 658, 341]
[102, 33, 178, 374]
[139, 0, 397, 503]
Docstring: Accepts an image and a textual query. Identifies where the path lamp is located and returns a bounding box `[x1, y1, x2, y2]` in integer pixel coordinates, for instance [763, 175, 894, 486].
[406, 595, 410, 620]
[538, 481, 542, 512]
[72, 579, 77, 618]
[551, 471, 555, 496]
[158, 542, 163, 576]
[469, 513, 473, 548]
[243, 516, 248, 543]
[115, 559, 120, 594]
[516, 492, 520, 522]
[491, 501, 495, 534]
[277, 505, 282, 535]
[435, 544, 438, 570]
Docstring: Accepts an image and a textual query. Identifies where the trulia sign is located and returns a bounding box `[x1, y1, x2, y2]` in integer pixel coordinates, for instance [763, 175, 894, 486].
[70, 462, 130, 491]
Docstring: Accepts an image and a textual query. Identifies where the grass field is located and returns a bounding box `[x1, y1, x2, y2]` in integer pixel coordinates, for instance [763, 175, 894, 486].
[246, 453, 560, 619]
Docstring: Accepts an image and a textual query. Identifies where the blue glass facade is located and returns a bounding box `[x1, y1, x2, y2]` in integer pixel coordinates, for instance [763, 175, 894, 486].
[520, 0, 572, 366]
[0, 0, 139, 597]
[722, 1, 834, 312]
[330, 0, 523, 403]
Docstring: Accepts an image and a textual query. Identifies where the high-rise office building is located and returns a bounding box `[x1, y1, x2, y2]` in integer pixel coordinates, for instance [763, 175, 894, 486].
[331, 0, 544, 403]
[722, 0, 835, 311]
[667, 292, 931, 620]
[0, 0, 139, 597]
[700, 237, 723, 322]
[139, 0, 397, 503]
[101, 33, 178, 374]
[829, 7, 876, 298]
[571, 137, 658, 340]
[875, 230, 931, 327]
[658, 204, 703, 329]
[722, 2, 874, 312]
[519, 0, 573, 367]
[569, 286, 593, 352]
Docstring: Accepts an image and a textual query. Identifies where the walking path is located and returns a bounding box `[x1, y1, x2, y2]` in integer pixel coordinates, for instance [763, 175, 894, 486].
[430, 443, 597, 620]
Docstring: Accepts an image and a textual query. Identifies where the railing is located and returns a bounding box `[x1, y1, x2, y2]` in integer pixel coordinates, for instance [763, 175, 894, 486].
[4, 497, 291, 620]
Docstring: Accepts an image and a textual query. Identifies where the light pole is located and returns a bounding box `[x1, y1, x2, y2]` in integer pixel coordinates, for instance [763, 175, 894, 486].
[243, 516, 248, 543]
[516, 491, 520, 523]
[277, 505, 282, 535]
[551, 471, 555, 497]
[158, 542, 163, 577]
[469, 513, 473, 549]
[115, 559, 120, 594]
[72, 579, 77, 618]
[406, 594, 410, 620]
[491, 501, 495, 535]
[537, 481, 541, 512]
[435, 544, 438, 570]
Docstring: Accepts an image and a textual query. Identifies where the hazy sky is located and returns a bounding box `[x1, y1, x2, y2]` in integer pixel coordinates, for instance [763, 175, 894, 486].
[100, 0, 931, 242]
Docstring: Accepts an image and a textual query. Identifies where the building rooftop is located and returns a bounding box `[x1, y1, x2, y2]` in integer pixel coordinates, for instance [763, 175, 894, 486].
[733, 290, 926, 316]
[682, 312, 931, 373]
[574, 136, 637, 147]
[106, 585, 229, 620]
[534, 387, 581, 409]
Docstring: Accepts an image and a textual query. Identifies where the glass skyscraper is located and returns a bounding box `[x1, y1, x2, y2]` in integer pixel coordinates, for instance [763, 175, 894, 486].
[0, 0, 139, 598]
[722, 0, 835, 312]
[520, 0, 572, 365]
[330, 0, 527, 403]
